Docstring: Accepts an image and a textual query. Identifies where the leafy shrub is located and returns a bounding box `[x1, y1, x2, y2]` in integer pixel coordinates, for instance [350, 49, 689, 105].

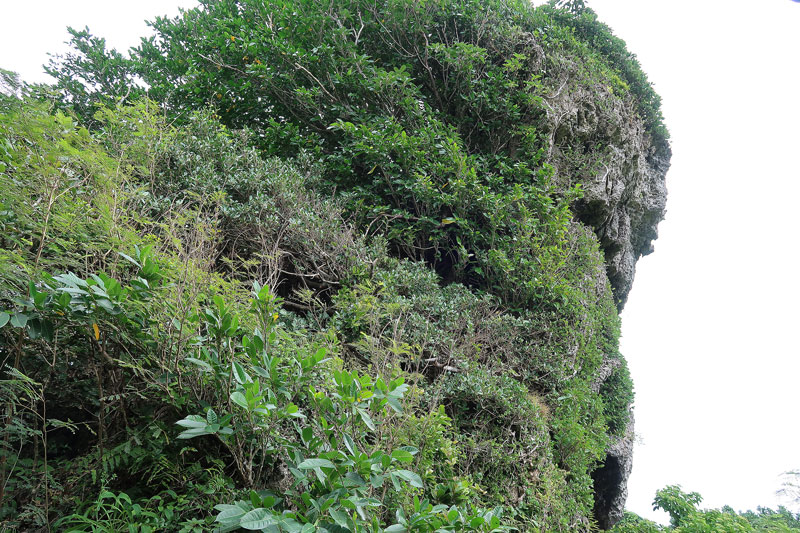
[169, 282, 515, 532]
[599, 359, 634, 436]
[2, 0, 668, 525]
[540, 3, 669, 145]
[47, 0, 666, 316]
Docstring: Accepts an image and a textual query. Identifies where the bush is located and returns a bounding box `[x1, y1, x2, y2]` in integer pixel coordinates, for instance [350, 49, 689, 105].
[2, 0, 667, 527]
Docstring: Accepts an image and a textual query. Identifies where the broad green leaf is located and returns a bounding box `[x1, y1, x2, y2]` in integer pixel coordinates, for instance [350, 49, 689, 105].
[96, 298, 115, 312]
[239, 508, 276, 530]
[231, 391, 249, 409]
[329, 509, 349, 528]
[176, 415, 207, 428]
[393, 470, 423, 488]
[343, 472, 367, 488]
[0, 311, 9, 328]
[10, 312, 28, 328]
[391, 449, 414, 463]
[388, 383, 409, 398]
[320, 498, 335, 513]
[343, 434, 357, 456]
[215, 503, 250, 522]
[301, 426, 313, 446]
[286, 403, 305, 418]
[227, 314, 239, 335]
[386, 397, 403, 413]
[261, 496, 277, 508]
[233, 361, 251, 384]
[356, 408, 376, 431]
[177, 427, 212, 439]
[119, 252, 141, 269]
[277, 518, 303, 532]
[59, 287, 89, 296]
[27, 318, 42, 339]
[340, 499, 356, 510]
[40, 319, 54, 342]
[313, 347, 327, 362]
[447, 508, 459, 522]
[297, 458, 335, 469]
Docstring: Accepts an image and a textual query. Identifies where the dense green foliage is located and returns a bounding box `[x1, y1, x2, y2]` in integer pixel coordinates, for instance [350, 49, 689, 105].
[0, 0, 671, 530]
[611, 486, 800, 533]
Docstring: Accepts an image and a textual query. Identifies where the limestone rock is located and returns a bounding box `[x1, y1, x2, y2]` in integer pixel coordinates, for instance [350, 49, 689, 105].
[592, 412, 636, 530]
[543, 50, 670, 530]
[545, 65, 671, 310]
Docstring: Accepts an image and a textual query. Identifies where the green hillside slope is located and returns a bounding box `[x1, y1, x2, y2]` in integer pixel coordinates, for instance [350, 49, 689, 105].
[0, 1, 670, 531]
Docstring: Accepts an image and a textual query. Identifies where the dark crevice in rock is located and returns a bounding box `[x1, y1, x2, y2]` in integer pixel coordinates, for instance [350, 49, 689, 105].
[592, 411, 635, 529]
[593, 453, 623, 530]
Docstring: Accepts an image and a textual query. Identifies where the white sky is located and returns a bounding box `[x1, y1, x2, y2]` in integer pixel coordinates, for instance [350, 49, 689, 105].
[2, 0, 799, 526]
[589, 0, 800, 523]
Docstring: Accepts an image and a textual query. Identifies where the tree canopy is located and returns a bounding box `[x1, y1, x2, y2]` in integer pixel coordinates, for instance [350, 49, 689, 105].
[1, 1, 673, 531]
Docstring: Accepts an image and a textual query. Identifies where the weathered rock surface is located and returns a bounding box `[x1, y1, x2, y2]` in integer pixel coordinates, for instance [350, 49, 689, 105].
[592, 412, 636, 530]
[578, 134, 670, 311]
[589, 357, 636, 528]
[543, 54, 670, 529]
[545, 71, 670, 311]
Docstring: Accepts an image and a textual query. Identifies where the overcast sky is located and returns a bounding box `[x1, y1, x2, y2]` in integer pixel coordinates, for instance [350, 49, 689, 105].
[2, 0, 799, 525]
[587, 0, 800, 523]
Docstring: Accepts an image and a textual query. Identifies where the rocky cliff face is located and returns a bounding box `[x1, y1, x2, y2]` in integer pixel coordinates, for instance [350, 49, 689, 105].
[575, 131, 669, 311]
[110, 3, 671, 530]
[546, 70, 671, 311]
[591, 356, 637, 528]
[592, 412, 636, 529]
[544, 51, 670, 528]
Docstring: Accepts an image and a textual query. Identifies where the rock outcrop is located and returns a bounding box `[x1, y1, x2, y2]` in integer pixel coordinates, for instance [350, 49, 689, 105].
[546, 74, 670, 310]
[544, 52, 670, 529]
[592, 412, 636, 529]
[576, 134, 669, 311]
